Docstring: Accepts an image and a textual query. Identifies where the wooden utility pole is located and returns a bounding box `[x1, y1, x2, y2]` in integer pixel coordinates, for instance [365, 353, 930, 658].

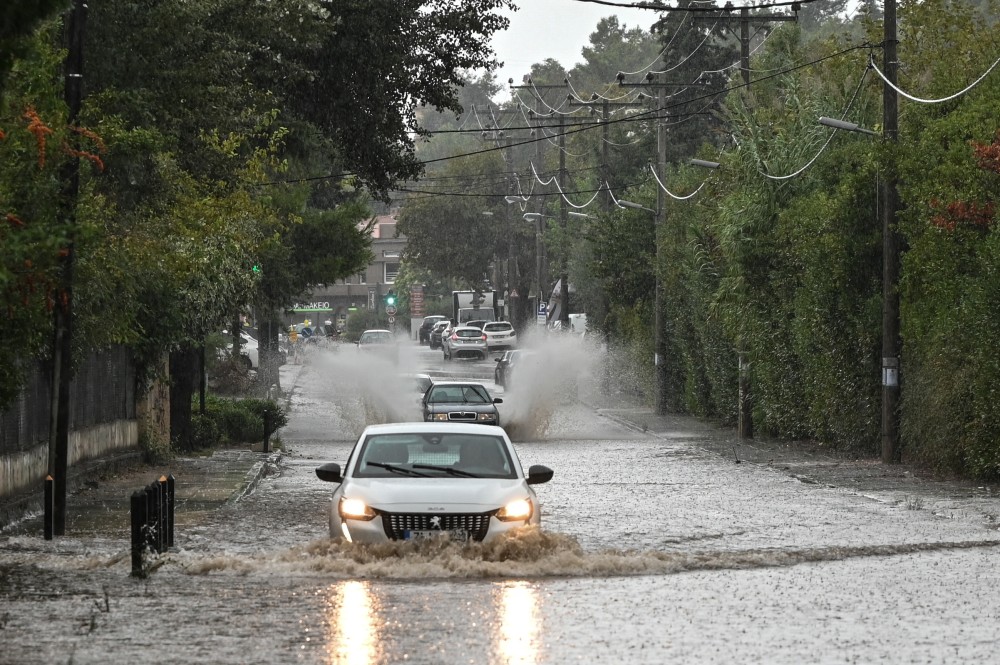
[49, 0, 87, 537]
[882, 0, 901, 463]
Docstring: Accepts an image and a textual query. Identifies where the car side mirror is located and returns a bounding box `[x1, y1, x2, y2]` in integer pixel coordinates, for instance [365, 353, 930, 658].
[495, 357, 502, 363]
[493, 397, 503, 404]
[526, 464, 553, 485]
[315, 462, 343, 483]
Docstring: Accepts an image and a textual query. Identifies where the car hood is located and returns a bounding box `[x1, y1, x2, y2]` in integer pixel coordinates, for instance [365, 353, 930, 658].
[344, 477, 527, 511]
[425, 402, 496, 412]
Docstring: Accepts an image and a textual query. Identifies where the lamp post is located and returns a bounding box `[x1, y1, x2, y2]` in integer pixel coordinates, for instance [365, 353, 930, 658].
[819, 111, 900, 464]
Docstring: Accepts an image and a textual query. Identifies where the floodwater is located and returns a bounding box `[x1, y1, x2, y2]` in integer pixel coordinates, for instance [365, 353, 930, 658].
[2, 336, 999, 664]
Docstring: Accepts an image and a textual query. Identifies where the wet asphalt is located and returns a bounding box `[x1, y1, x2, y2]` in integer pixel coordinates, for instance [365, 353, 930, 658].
[1, 337, 999, 664]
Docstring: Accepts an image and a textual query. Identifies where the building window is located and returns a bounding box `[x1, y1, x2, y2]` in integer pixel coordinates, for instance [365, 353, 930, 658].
[357, 272, 366, 284]
[383, 250, 400, 259]
[384, 262, 400, 283]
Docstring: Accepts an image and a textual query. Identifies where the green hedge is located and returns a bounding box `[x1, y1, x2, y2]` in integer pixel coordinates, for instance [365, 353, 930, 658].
[191, 394, 288, 449]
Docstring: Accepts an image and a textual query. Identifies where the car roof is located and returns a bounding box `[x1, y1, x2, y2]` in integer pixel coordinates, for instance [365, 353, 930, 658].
[360, 421, 506, 437]
[428, 380, 489, 388]
[424, 315, 446, 321]
[360, 329, 392, 334]
[453, 326, 484, 331]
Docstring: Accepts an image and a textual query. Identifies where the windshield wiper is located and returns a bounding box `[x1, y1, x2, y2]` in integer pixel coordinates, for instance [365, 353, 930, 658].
[411, 464, 480, 478]
[366, 462, 430, 477]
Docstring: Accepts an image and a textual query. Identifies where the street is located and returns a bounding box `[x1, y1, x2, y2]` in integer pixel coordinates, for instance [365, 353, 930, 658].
[2, 337, 1000, 664]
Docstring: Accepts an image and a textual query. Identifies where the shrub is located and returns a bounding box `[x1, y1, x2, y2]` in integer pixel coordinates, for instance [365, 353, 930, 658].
[195, 394, 287, 446]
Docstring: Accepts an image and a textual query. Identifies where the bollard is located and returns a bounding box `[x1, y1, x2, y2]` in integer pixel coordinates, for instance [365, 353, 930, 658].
[44, 475, 54, 541]
[143, 484, 157, 553]
[166, 474, 175, 548]
[130, 490, 147, 577]
[157, 476, 168, 553]
[263, 411, 272, 454]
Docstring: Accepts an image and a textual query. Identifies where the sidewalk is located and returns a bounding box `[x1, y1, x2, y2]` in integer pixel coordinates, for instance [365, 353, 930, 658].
[591, 397, 1000, 527]
[0, 364, 304, 538]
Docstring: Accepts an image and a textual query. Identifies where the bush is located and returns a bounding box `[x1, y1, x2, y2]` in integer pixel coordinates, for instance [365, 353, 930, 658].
[195, 394, 287, 446]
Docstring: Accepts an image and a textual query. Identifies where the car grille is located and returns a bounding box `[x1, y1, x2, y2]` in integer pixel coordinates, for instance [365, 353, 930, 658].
[381, 512, 492, 541]
[447, 411, 479, 422]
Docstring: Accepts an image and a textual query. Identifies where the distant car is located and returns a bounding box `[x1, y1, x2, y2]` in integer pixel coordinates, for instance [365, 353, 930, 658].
[429, 320, 450, 350]
[314, 422, 553, 544]
[357, 329, 398, 362]
[418, 315, 448, 344]
[422, 381, 503, 426]
[494, 349, 535, 389]
[442, 325, 488, 361]
[482, 321, 517, 352]
[220, 330, 259, 369]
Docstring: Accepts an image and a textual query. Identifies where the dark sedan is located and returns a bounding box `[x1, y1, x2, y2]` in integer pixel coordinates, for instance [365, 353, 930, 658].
[428, 320, 450, 349]
[418, 315, 447, 344]
[422, 381, 503, 427]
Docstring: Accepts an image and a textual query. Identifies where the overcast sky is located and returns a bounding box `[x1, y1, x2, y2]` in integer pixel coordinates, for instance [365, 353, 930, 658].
[490, 0, 660, 101]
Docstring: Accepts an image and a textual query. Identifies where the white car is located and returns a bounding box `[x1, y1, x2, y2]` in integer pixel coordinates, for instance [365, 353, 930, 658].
[482, 321, 517, 352]
[315, 422, 554, 544]
[442, 325, 488, 360]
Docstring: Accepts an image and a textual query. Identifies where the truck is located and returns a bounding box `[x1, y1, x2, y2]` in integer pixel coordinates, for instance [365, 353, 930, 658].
[452, 290, 498, 325]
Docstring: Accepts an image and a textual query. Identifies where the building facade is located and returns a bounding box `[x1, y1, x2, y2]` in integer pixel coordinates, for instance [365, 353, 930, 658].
[287, 215, 405, 330]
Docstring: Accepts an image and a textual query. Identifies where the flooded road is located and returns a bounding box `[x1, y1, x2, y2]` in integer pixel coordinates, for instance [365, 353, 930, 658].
[2, 338, 1000, 664]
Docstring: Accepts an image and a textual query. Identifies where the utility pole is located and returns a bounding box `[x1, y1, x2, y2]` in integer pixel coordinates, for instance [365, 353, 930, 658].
[617, 73, 701, 415]
[49, 0, 87, 537]
[882, 0, 901, 463]
[694, 6, 798, 87]
[693, 6, 796, 436]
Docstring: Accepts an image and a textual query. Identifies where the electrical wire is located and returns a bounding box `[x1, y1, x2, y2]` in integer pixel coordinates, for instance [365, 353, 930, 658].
[564, 0, 820, 11]
[869, 51, 1000, 104]
[256, 43, 872, 187]
[757, 64, 870, 181]
[648, 163, 710, 200]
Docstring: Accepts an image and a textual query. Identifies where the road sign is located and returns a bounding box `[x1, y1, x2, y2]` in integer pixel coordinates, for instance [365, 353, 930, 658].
[385, 305, 397, 316]
[387, 316, 395, 324]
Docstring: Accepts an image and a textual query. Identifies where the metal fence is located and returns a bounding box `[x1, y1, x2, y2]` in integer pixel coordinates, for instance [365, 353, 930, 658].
[0, 346, 136, 456]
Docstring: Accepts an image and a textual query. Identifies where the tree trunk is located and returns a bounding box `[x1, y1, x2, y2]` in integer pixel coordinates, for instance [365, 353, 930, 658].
[169, 346, 199, 450]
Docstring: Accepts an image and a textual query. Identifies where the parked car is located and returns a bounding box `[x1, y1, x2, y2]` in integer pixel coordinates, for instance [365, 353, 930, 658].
[418, 315, 448, 344]
[220, 330, 259, 369]
[422, 381, 503, 426]
[442, 325, 488, 360]
[482, 321, 517, 352]
[429, 320, 450, 350]
[494, 349, 535, 389]
[314, 422, 553, 544]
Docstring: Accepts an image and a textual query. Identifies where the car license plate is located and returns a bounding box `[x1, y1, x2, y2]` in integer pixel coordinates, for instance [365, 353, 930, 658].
[404, 529, 469, 542]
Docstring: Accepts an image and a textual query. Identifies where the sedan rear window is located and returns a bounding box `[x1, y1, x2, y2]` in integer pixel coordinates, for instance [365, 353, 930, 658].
[483, 323, 512, 332]
[456, 329, 484, 338]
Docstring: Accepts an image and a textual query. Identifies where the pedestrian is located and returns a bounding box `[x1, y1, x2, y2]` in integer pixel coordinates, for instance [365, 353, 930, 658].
[289, 326, 300, 364]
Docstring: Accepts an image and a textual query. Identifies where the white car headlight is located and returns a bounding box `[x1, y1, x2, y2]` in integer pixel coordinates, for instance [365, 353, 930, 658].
[431, 413, 449, 421]
[339, 497, 376, 521]
[496, 498, 532, 522]
[478, 412, 497, 422]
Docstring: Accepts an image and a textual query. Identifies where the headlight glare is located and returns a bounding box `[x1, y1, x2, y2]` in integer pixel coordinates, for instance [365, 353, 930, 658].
[339, 497, 376, 521]
[432, 413, 449, 421]
[497, 498, 532, 521]
[478, 412, 497, 422]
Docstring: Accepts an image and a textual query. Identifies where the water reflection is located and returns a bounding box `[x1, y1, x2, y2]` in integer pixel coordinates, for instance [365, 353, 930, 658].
[495, 581, 542, 664]
[325, 580, 382, 665]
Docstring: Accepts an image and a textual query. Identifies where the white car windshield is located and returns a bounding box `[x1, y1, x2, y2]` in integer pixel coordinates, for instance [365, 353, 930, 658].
[360, 332, 392, 344]
[455, 329, 483, 339]
[483, 323, 512, 332]
[354, 433, 515, 478]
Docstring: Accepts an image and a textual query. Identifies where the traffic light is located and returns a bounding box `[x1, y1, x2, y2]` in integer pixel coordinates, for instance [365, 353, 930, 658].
[385, 291, 397, 307]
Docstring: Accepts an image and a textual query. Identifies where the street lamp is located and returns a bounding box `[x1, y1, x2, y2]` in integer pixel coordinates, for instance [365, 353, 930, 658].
[819, 114, 900, 463]
[818, 116, 879, 136]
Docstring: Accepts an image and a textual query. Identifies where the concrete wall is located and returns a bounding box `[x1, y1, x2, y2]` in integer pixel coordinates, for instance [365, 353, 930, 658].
[0, 419, 139, 499]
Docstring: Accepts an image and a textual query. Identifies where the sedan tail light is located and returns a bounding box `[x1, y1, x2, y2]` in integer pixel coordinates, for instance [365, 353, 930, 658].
[481, 335, 487, 341]
[450, 334, 459, 341]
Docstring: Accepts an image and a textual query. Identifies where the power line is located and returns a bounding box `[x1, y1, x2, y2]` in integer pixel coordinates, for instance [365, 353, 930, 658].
[564, 0, 819, 11]
[256, 42, 873, 187]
